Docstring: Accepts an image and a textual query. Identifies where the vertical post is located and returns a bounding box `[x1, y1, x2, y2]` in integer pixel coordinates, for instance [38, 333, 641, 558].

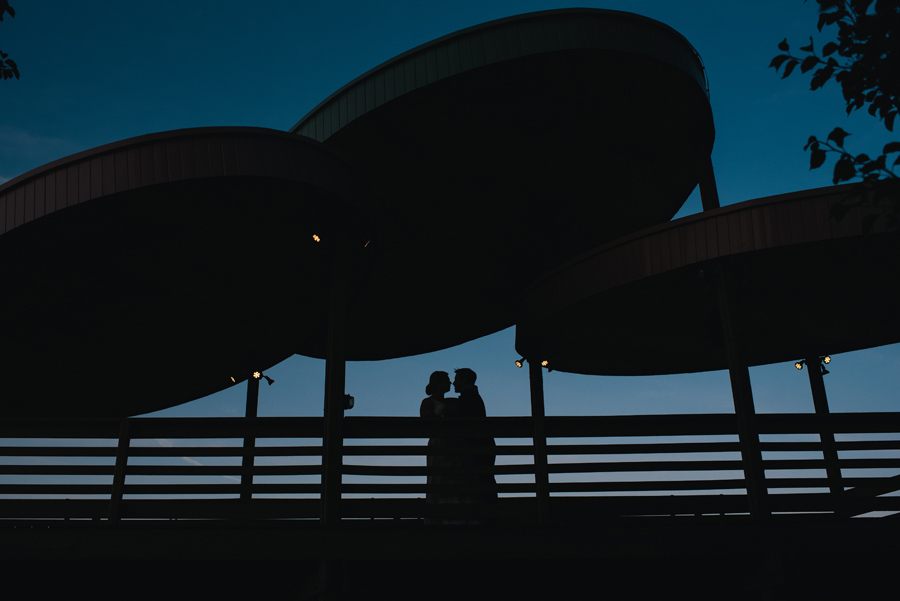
[806, 356, 844, 504]
[108, 419, 130, 522]
[241, 373, 260, 501]
[698, 153, 720, 212]
[322, 240, 349, 525]
[716, 268, 770, 519]
[529, 360, 550, 524]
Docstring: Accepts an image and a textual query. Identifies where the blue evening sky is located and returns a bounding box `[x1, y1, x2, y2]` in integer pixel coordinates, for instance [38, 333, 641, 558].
[2, 1, 897, 420]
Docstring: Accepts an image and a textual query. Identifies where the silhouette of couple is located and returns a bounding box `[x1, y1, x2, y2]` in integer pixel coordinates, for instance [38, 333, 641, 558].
[420, 368, 497, 523]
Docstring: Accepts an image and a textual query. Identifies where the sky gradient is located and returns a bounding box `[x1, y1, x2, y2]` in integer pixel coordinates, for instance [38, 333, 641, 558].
[2, 0, 897, 420]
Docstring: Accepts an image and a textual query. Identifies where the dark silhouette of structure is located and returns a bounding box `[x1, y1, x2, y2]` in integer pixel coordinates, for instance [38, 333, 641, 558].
[1, 8, 898, 600]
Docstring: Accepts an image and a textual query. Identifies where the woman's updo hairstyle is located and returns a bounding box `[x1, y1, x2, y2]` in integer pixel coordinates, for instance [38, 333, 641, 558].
[426, 370, 449, 396]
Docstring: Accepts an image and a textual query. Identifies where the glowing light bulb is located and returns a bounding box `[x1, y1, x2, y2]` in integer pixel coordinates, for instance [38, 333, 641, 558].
[253, 371, 261, 379]
[795, 362, 803, 370]
[541, 360, 549, 367]
[823, 356, 831, 364]
[515, 359, 524, 368]
[312, 234, 321, 243]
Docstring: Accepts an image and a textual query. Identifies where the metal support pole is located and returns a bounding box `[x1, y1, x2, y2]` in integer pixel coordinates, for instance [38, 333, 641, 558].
[716, 268, 770, 519]
[699, 153, 720, 212]
[806, 356, 844, 504]
[241, 373, 260, 501]
[108, 419, 130, 522]
[322, 241, 349, 525]
[529, 360, 550, 524]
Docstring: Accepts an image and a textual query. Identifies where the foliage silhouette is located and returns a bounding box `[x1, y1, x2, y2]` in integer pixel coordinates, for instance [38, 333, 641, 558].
[0, 1, 17, 81]
[770, 0, 898, 195]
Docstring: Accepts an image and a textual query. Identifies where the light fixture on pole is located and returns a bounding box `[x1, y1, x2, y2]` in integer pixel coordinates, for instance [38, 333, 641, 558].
[793, 356, 831, 375]
[253, 371, 275, 385]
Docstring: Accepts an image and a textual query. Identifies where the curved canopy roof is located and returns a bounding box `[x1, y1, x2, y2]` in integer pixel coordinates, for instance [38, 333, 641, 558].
[292, 7, 714, 360]
[0, 9, 715, 417]
[515, 184, 900, 376]
[0, 127, 372, 417]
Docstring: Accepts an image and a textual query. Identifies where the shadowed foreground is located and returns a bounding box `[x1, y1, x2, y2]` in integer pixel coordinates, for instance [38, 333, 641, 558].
[2, 414, 899, 599]
[5, 519, 896, 600]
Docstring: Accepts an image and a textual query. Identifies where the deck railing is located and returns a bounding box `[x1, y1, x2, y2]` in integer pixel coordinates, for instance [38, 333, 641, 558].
[2, 413, 900, 522]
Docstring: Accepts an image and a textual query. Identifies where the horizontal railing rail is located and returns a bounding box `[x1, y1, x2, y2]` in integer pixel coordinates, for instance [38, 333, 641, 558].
[1, 413, 899, 522]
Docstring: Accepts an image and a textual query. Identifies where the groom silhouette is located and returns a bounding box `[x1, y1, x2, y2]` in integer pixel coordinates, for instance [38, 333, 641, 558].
[451, 368, 497, 509]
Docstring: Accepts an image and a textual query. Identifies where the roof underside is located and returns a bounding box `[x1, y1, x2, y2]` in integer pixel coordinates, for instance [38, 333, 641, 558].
[515, 185, 900, 375]
[0, 128, 372, 417]
[293, 8, 714, 360]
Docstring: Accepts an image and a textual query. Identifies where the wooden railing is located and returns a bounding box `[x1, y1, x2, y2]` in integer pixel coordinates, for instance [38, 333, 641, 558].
[2, 413, 900, 522]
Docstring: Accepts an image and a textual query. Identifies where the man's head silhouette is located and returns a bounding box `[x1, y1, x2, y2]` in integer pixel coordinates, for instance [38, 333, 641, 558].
[453, 368, 477, 393]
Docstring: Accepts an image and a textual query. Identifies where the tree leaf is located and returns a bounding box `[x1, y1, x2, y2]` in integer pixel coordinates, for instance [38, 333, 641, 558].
[833, 154, 857, 183]
[852, 0, 874, 17]
[810, 148, 828, 169]
[769, 55, 790, 70]
[886, 111, 897, 132]
[804, 136, 819, 151]
[884, 142, 900, 154]
[810, 66, 835, 91]
[778, 38, 790, 52]
[800, 37, 814, 53]
[817, 9, 844, 32]
[860, 155, 884, 175]
[782, 60, 799, 78]
[822, 41, 839, 56]
[800, 55, 819, 73]
[827, 127, 851, 147]
[860, 159, 880, 174]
